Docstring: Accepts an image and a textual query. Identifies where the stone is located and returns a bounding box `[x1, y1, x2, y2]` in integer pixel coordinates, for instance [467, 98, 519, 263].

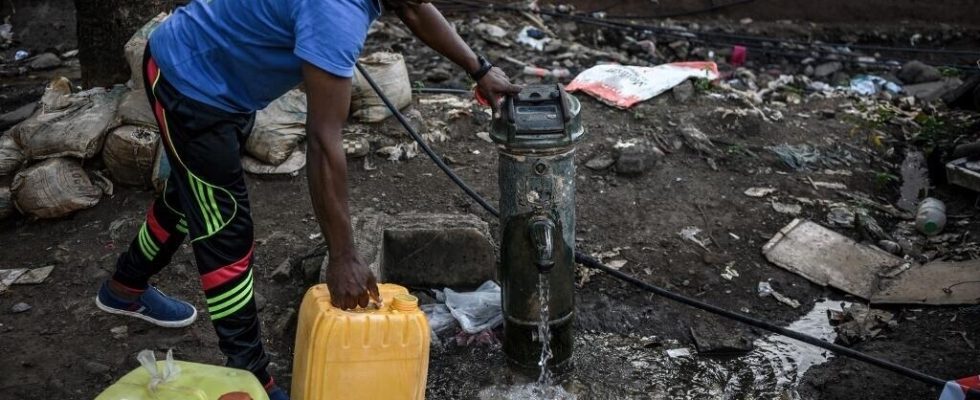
[813, 61, 842, 78]
[0, 102, 37, 131]
[255, 291, 267, 311]
[10, 302, 30, 313]
[585, 154, 615, 171]
[897, 60, 942, 84]
[380, 213, 496, 287]
[270, 258, 292, 282]
[28, 53, 62, 70]
[904, 78, 963, 102]
[426, 67, 452, 83]
[690, 325, 754, 355]
[84, 361, 111, 375]
[803, 65, 814, 77]
[273, 307, 297, 336]
[110, 325, 128, 339]
[614, 141, 663, 176]
[672, 80, 695, 103]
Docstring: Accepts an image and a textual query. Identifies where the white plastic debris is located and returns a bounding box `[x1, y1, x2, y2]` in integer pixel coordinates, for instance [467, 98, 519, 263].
[515, 26, 550, 51]
[665, 348, 691, 358]
[567, 62, 719, 109]
[758, 281, 801, 309]
[744, 187, 777, 198]
[442, 281, 503, 334]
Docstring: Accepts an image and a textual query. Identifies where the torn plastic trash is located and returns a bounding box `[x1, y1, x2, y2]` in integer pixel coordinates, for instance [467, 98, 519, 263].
[0, 265, 54, 294]
[423, 281, 503, 336]
[523, 66, 571, 79]
[768, 143, 821, 171]
[849, 75, 902, 96]
[566, 62, 719, 109]
[15, 50, 29, 61]
[757, 281, 801, 308]
[515, 26, 550, 51]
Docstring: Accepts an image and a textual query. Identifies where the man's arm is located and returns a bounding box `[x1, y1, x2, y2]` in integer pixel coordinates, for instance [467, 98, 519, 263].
[302, 63, 380, 310]
[389, 2, 522, 110]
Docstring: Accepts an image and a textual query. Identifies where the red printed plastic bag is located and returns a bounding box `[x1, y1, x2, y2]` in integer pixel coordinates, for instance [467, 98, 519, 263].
[566, 62, 719, 109]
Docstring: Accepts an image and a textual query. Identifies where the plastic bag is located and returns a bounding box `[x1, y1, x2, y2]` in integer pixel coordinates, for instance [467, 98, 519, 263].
[245, 89, 306, 165]
[125, 13, 169, 90]
[11, 158, 102, 218]
[0, 134, 25, 176]
[242, 144, 306, 175]
[421, 303, 457, 336]
[444, 280, 503, 334]
[351, 52, 411, 122]
[137, 349, 180, 392]
[103, 125, 160, 187]
[117, 89, 157, 127]
[567, 62, 719, 109]
[0, 186, 13, 220]
[12, 84, 125, 160]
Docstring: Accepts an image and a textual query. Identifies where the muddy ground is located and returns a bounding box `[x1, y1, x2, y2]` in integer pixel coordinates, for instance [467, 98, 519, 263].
[3, 4, 980, 400]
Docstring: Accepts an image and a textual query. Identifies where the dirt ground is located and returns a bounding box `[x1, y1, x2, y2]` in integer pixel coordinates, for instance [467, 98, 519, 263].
[3, 3, 980, 400]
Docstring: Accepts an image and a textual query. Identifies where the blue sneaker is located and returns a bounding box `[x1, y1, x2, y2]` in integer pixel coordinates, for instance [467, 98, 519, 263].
[268, 387, 289, 400]
[95, 282, 198, 328]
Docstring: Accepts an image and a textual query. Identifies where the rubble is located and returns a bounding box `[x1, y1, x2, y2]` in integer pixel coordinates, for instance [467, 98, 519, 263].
[828, 304, 896, 345]
[28, 53, 62, 70]
[897, 61, 942, 85]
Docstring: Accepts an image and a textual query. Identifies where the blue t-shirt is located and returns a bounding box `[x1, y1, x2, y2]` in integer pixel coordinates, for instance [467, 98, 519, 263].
[149, 0, 382, 113]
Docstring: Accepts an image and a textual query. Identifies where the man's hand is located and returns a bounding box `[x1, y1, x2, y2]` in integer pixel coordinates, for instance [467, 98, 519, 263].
[325, 253, 381, 310]
[301, 62, 381, 310]
[392, 3, 522, 114]
[476, 67, 523, 116]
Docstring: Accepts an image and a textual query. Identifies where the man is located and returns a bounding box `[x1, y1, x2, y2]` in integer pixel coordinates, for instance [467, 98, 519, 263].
[92, 0, 521, 398]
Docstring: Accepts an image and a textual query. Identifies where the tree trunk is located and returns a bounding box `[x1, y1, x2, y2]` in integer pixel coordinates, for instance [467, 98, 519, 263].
[73, 0, 171, 88]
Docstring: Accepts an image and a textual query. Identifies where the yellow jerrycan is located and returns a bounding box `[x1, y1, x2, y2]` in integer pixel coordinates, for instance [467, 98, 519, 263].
[292, 283, 430, 400]
[95, 349, 269, 400]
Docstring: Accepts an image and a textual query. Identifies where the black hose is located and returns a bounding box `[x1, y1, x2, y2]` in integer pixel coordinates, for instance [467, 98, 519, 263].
[355, 63, 979, 396]
[357, 64, 501, 218]
[412, 87, 472, 95]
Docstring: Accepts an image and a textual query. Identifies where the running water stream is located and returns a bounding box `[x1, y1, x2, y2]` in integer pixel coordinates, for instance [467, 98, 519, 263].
[478, 273, 576, 400]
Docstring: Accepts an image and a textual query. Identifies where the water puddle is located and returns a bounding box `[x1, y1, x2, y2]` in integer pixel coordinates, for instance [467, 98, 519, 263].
[453, 299, 847, 399]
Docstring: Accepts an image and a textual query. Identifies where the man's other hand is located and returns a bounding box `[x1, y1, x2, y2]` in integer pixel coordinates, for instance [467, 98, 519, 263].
[476, 67, 522, 116]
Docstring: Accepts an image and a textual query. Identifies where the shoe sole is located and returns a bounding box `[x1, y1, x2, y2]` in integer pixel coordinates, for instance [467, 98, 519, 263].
[95, 296, 198, 328]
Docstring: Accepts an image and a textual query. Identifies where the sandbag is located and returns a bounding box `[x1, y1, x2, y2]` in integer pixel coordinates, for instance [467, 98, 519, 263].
[351, 52, 411, 123]
[245, 89, 307, 165]
[12, 158, 102, 218]
[12, 83, 124, 160]
[103, 125, 160, 187]
[0, 134, 25, 176]
[117, 89, 156, 127]
[0, 186, 13, 220]
[125, 12, 168, 90]
[243, 144, 306, 175]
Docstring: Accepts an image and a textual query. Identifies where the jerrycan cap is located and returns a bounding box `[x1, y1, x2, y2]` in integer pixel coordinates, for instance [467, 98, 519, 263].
[391, 293, 419, 311]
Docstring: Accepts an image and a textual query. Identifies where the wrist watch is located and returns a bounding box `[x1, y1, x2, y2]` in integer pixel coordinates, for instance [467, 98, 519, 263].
[469, 55, 494, 82]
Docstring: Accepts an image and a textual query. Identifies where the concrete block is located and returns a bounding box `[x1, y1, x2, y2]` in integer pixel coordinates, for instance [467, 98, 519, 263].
[382, 213, 496, 288]
[321, 211, 497, 288]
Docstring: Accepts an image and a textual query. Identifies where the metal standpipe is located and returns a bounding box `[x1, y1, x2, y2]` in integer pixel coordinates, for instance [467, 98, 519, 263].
[491, 84, 585, 371]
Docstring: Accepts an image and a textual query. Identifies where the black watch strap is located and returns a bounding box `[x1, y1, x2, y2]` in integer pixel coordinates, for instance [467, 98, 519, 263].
[469, 55, 493, 82]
